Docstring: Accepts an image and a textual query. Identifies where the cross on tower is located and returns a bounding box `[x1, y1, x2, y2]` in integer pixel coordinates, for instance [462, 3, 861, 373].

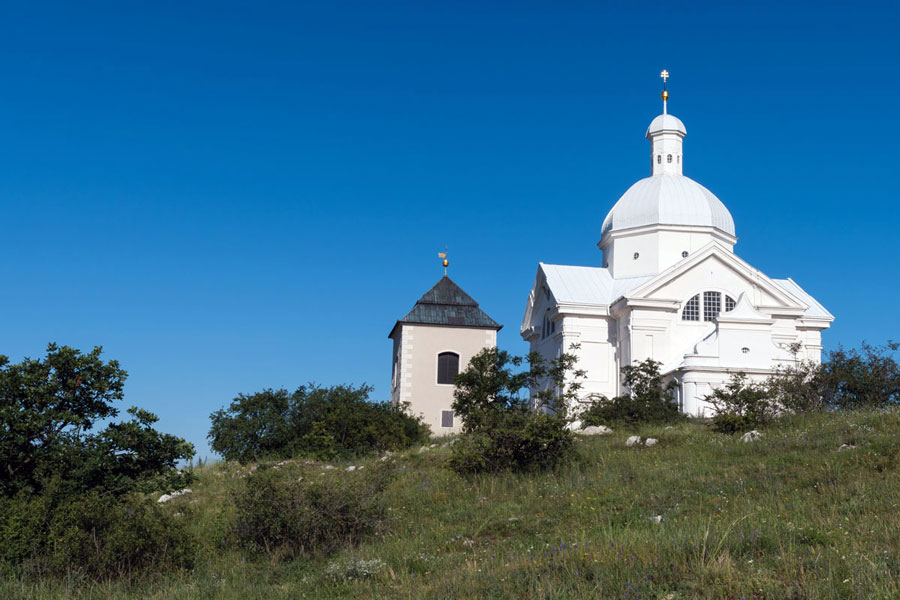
[660, 70, 669, 85]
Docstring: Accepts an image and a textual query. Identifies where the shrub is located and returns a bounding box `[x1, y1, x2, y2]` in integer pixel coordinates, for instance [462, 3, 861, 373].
[580, 359, 683, 427]
[706, 373, 776, 433]
[232, 464, 394, 558]
[448, 347, 582, 474]
[209, 384, 429, 462]
[0, 487, 194, 579]
[449, 410, 574, 473]
[821, 341, 900, 409]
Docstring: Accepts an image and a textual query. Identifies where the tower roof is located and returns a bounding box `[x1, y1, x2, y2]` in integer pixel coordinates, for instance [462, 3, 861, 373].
[389, 276, 502, 337]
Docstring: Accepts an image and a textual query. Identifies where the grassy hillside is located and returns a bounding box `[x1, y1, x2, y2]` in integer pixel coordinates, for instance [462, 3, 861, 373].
[4, 409, 900, 599]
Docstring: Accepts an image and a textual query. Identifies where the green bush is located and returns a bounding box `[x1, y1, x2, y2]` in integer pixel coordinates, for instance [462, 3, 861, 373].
[448, 347, 581, 474]
[580, 359, 683, 427]
[232, 464, 394, 559]
[449, 410, 575, 473]
[706, 373, 776, 434]
[822, 341, 900, 409]
[0, 487, 194, 579]
[209, 384, 429, 462]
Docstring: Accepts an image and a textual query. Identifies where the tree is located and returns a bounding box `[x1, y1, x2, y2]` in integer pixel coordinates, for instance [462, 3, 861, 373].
[0, 344, 194, 498]
[448, 346, 585, 473]
[208, 384, 429, 462]
[451, 346, 585, 432]
[579, 359, 682, 426]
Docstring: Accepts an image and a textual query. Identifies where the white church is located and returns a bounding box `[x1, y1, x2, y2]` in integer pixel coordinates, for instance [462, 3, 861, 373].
[520, 76, 833, 416]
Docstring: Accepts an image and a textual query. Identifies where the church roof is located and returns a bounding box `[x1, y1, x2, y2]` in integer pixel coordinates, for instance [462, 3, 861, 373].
[772, 278, 833, 320]
[390, 276, 501, 337]
[541, 264, 651, 306]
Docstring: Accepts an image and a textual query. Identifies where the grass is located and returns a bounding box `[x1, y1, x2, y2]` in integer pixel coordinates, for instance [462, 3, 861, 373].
[4, 409, 900, 599]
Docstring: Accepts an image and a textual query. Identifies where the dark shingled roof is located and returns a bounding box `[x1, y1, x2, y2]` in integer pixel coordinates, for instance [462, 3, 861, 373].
[389, 276, 502, 337]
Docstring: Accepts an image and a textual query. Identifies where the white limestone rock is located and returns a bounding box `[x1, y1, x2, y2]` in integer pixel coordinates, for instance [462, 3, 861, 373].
[626, 436, 642, 447]
[566, 419, 583, 431]
[644, 438, 658, 447]
[345, 465, 357, 472]
[579, 425, 612, 436]
[650, 514, 663, 524]
[838, 443, 857, 452]
[741, 430, 762, 442]
[157, 489, 192, 503]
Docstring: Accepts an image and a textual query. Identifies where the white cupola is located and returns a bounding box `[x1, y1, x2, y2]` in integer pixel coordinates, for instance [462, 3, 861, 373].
[598, 73, 737, 279]
[647, 113, 686, 175]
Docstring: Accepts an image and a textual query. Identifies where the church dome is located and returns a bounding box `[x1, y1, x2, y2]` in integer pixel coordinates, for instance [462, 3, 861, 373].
[601, 108, 735, 238]
[601, 174, 735, 236]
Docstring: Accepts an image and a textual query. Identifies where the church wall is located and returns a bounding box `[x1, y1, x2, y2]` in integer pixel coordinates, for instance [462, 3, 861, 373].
[565, 316, 618, 401]
[400, 324, 496, 435]
[609, 233, 660, 278]
[657, 231, 733, 273]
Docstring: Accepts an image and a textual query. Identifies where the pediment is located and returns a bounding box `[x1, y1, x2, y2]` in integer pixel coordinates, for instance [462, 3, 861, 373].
[624, 242, 808, 314]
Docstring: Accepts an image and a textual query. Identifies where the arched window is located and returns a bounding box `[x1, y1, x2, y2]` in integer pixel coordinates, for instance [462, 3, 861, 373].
[667, 154, 673, 163]
[682, 294, 700, 321]
[657, 155, 661, 164]
[437, 352, 459, 384]
[682, 292, 738, 322]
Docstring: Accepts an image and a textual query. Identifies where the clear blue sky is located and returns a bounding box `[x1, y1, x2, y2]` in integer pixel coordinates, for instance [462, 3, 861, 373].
[1, 1, 897, 459]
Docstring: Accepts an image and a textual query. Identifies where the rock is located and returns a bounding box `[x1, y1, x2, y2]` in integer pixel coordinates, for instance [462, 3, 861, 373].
[345, 466, 356, 472]
[429, 443, 438, 449]
[419, 446, 430, 453]
[296, 477, 304, 482]
[741, 430, 762, 442]
[358, 465, 364, 470]
[644, 438, 658, 447]
[566, 419, 583, 431]
[838, 444, 857, 452]
[579, 425, 612, 436]
[323, 465, 336, 470]
[157, 489, 192, 503]
[650, 514, 663, 524]
[507, 517, 520, 522]
[626, 436, 642, 447]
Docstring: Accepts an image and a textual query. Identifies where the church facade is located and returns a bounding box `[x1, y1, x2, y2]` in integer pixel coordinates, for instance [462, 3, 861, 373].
[521, 89, 833, 416]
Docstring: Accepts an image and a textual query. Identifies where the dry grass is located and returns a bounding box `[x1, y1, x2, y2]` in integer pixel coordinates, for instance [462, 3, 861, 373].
[4, 408, 900, 599]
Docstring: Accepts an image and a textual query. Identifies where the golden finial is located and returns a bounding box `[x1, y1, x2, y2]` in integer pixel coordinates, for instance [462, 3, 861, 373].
[438, 247, 449, 276]
[660, 69, 669, 114]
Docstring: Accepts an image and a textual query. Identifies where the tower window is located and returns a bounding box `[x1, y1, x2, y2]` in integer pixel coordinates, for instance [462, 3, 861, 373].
[437, 352, 459, 384]
[667, 154, 672, 163]
[633, 252, 640, 259]
[682, 294, 700, 321]
[657, 155, 661, 164]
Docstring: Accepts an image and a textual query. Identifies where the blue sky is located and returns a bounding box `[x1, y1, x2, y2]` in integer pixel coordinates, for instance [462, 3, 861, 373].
[1, 1, 898, 458]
